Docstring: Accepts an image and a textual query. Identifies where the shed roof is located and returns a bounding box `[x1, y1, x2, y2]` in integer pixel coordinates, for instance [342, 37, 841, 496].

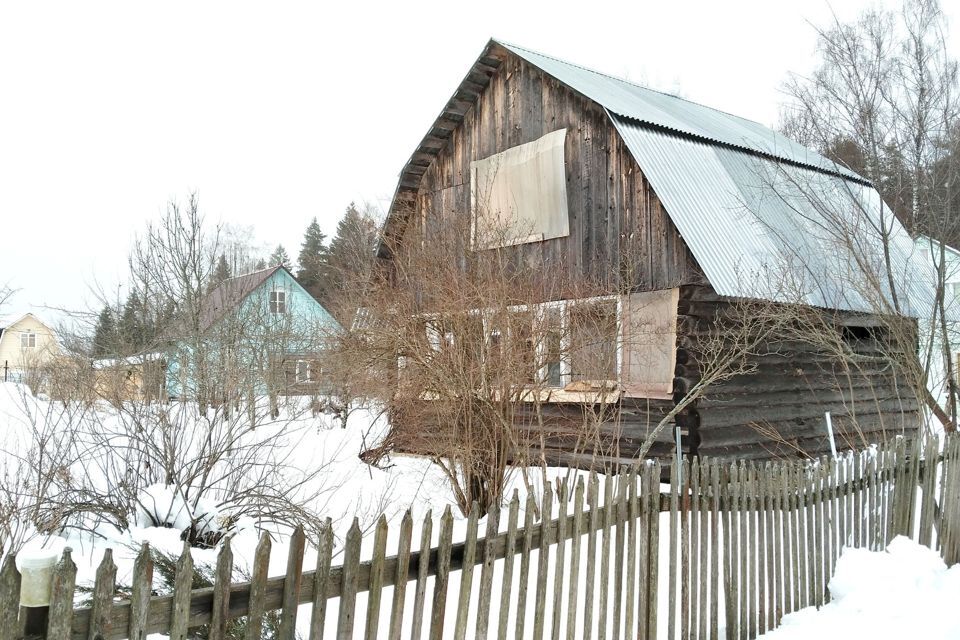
[382, 40, 929, 315]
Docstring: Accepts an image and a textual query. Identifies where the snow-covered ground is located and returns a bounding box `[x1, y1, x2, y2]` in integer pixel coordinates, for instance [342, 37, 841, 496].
[760, 536, 960, 640]
[0, 381, 577, 596]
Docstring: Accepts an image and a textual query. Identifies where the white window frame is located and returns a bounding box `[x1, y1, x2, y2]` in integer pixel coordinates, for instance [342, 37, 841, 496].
[270, 290, 288, 314]
[409, 294, 628, 393]
[20, 331, 36, 349]
[295, 359, 313, 383]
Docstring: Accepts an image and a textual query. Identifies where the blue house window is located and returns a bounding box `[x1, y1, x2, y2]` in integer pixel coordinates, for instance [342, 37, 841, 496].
[270, 291, 287, 314]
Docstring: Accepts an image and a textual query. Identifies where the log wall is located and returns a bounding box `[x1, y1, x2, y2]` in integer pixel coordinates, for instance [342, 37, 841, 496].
[402, 46, 702, 295]
[676, 285, 922, 461]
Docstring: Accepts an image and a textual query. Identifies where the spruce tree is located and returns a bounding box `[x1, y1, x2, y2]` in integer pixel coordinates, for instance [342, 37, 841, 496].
[296, 217, 328, 299]
[92, 306, 118, 358]
[269, 244, 290, 267]
[210, 254, 232, 289]
[327, 202, 380, 321]
[119, 291, 145, 352]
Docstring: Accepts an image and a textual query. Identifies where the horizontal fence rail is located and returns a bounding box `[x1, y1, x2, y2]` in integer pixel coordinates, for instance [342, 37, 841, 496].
[3, 434, 959, 640]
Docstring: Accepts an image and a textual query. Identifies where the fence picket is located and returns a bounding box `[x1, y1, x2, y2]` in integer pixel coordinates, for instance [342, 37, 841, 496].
[364, 517, 389, 640]
[613, 473, 626, 640]
[772, 463, 783, 626]
[409, 511, 433, 640]
[723, 463, 736, 640]
[709, 460, 720, 640]
[668, 461, 680, 640]
[128, 544, 153, 640]
[47, 548, 78, 640]
[691, 459, 704, 640]
[598, 474, 613, 640]
[637, 465, 651, 640]
[280, 527, 306, 640]
[429, 507, 454, 640]
[476, 502, 500, 640]
[210, 538, 233, 640]
[388, 511, 414, 640]
[827, 457, 838, 594]
[170, 541, 194, 640]
[246, 534, 271, 640]
[583, 473, 599, 640]
[309, 519, 334, 640]
[746, 462, 757, 640]
[625, 468, 638, 640]
[550, 480, 568, 640]
[453, 503, 480, 639]
[515, 493, 536, 640]
[338, 519, 362, 640]
[813, 459, 825, 607]
[648, 460, 661, 640]
[761, 462, 772, 635]
[681, 460, 690, 640]
[533, 487, 553, 640]
[498, 494, 520, 640]
[89, 549, 117, 640]
[919, 437, 939, 547]
[0, 556, 18, 640]
[566, 478, 585, 640]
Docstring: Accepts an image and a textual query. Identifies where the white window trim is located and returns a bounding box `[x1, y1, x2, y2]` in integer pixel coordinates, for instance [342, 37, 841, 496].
[270, 290, 288, 314]
[20, 331, 37, 349]
[295, 359, 313, 383]
[416, 294, 623, 389]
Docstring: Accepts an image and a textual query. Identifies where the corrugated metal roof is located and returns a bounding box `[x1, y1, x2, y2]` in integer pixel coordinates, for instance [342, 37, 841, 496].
[613, 118, 929, 315]
[497, 40, 863, 182]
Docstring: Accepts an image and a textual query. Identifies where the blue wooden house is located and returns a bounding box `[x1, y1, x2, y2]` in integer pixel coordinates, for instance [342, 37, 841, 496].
[166, 265, 340, 402]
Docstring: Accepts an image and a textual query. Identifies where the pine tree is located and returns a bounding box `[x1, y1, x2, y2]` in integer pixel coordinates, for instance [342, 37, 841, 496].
[296, 218, 328, 299]
[269, 244, 290, 267]
[255, 258, 267, 270]
[92, 306, 118, 358]
[327, 202, 380, 322]
[210, 254, 232, 289]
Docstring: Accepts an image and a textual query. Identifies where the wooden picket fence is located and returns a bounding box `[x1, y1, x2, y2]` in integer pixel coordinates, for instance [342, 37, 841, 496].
[3, 433, 960, 640]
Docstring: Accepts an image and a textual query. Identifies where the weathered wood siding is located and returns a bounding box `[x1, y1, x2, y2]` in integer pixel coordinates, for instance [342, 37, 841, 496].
[676, 285, 921, 461]
[385, 45, 920, 468]
[401, 47, 701, 295]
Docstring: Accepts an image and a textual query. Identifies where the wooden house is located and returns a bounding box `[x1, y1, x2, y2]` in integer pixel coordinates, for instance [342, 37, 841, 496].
[166, 265, 340, 402]
[378, 40, 926, 465]
[0, 313, 61, 389]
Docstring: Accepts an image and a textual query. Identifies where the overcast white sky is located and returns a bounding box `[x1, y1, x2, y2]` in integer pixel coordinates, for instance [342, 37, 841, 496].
[2, 0, 958, 324]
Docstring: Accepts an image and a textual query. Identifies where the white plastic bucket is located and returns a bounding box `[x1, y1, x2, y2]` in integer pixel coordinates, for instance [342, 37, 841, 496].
[16, 547, 60, 607]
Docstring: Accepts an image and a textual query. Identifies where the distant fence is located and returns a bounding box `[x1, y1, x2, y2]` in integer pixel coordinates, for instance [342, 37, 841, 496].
[4, 434, 960, 640]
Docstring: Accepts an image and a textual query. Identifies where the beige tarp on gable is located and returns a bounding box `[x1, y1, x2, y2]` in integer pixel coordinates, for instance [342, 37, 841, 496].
[620, 288, 679, 399]
[470, 129, 570, 249]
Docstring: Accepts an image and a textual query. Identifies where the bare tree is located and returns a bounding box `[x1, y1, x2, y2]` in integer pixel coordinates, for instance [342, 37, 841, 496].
[338, 196, 775, 512]
[3, 194, 359, 551]
[781, 0, 960, 432]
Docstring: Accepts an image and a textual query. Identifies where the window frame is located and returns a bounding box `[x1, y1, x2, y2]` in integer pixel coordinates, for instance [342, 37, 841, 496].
[20, 331, 37, 349]
[269, 290, 288, 315]
[295, 359, 313, 384]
